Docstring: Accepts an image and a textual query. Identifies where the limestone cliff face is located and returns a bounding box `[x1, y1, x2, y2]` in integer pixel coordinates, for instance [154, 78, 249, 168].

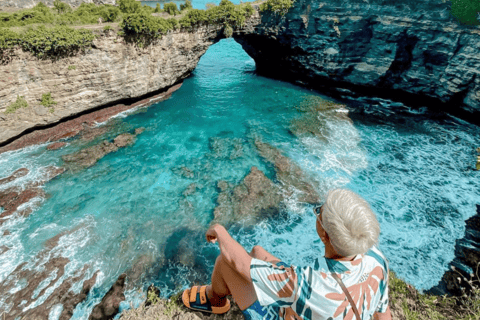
[0, 27, 222, 145]
[234, 0, 480, 121]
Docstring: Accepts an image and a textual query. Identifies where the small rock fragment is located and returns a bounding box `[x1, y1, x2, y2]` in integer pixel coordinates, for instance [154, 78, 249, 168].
[47, 142, 67, 150]
[135, 127, 146, 135]
[89, 273, 126, 320]
[0, 168, 29, 186]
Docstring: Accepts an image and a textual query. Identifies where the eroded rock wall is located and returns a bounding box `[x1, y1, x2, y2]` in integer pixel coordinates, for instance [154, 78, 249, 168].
[234, 0, 480, 122]
[0, 27, 222, 146]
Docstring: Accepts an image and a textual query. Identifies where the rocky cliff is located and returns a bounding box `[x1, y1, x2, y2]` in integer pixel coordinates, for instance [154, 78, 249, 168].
[233, 0, 480, 123]
[0, 26, 223, 146]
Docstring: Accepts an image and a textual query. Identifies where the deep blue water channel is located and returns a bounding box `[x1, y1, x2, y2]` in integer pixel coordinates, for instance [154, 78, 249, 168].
[1, 1, 480, 318]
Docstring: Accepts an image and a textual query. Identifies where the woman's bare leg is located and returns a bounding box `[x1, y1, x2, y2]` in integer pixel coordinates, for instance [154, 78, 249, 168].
[206, 254, 257, 310]
[205, 245, 281, 310]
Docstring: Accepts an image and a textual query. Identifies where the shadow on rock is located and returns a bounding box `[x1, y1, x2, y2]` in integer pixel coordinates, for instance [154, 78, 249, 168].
[89, 274, 127, 320]
[428, 205, 480, 296]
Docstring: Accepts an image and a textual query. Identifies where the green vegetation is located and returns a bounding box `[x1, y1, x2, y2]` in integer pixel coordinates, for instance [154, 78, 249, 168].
[5, 95, 28, 114]
[146, 286, 161, 305]
[180, 0, 193, 11]
[179, 0, 254, 29]
[0, 0, 255, 58]
[103, 25, 113, 31]
[163, 2, 180, 16]
[53, 0, 71, 14]
[40, 92, 57, 111]
[389, 265, 480, 320]
[22, 25, 95, 58]
[163, 291, 182, 317]
[450, 0, 480, 25]
[68, 65, 76, 70]
[259, 0, 294, 16]
[118, 0, 141, 14]
[154, 3, 162, 13]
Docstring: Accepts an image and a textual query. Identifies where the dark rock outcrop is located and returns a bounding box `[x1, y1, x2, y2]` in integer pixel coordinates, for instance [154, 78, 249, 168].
[254, 140, 320, 204]
[0, 166, 64, 222]
[428, 205, 480, 296]
[47, 141, 67, 150]
[0, 168, 29, 186]
[0, 186, 45, 219]
[214, 166, 282, 225]
[62, 129, 142, 170]
[89, 273, 127, 320]
[234, 0, 480, 123]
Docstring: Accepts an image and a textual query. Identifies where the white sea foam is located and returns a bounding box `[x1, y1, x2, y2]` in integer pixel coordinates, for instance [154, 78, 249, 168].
[48, 304, 64, 320]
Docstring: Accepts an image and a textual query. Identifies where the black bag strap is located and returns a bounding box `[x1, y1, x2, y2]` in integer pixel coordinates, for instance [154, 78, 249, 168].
[331, 272, 361, 320]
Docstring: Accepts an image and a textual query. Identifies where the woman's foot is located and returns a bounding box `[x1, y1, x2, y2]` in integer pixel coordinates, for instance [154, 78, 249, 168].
[206, 285, 228, 308]
[182, 285, 230, 314]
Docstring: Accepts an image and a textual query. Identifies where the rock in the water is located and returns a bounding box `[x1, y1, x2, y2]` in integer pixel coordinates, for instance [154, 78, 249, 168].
[0, 168, 29, 186]
[428, 205, 480, 296]
[214, 166, 282, 225]
[0, 245, 9, 255]
[89, 273, 127, 320]
[182, 183, 198, 197]
[47, 142, 67, 150]
[255, 140, 321, 204]
[0, 186, 45, 219]
[113, 133, 136, 148]
[63, 140, 118, 169]
[135, 127, 146, 135]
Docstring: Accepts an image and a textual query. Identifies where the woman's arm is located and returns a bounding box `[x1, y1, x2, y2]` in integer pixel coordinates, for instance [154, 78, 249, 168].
[206, 224, 252, 281]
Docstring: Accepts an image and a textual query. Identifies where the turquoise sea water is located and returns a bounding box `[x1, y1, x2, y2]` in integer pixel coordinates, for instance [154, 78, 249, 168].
[1, 2, 480, 318]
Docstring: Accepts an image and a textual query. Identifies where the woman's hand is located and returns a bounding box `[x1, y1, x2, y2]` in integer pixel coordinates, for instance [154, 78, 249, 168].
[206, 224, 221, 243]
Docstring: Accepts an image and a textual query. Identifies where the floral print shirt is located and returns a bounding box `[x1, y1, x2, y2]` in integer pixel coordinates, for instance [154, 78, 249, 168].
[250, 246, 389, 320]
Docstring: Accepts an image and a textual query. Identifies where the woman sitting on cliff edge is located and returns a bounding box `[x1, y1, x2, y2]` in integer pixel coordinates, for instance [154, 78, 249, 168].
[182, 189, 392, 320]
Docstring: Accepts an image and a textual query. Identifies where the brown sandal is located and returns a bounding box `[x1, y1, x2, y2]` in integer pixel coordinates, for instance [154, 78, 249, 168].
[182, 285, 231, 314]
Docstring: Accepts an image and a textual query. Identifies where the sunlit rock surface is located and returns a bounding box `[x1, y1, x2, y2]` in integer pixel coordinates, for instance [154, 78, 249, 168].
[0, 27, 222, 146]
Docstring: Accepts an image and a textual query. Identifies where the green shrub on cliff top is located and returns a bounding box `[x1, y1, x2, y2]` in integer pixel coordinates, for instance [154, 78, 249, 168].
[53, 0, 72, 14]
[118, 0, 141, 14]
[0, 28, 18, 49]
[179, 0, 254, 28]
[20, 25, 96, 58]
[450, 0, 480, 25]
[259, 0, 293, 16]
[122, 13, 175, 38]
[163, 2, 180, 16]
[180, 0, 193, 11]
[0, 2, 123, 28]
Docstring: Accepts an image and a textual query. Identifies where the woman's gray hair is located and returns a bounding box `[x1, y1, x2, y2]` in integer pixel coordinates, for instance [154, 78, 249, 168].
[322, 189, 380, 257]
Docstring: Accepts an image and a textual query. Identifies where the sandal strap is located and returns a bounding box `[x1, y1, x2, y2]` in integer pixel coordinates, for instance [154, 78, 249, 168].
[199, 286, 207, 304]
[190, 286, 199, 303]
